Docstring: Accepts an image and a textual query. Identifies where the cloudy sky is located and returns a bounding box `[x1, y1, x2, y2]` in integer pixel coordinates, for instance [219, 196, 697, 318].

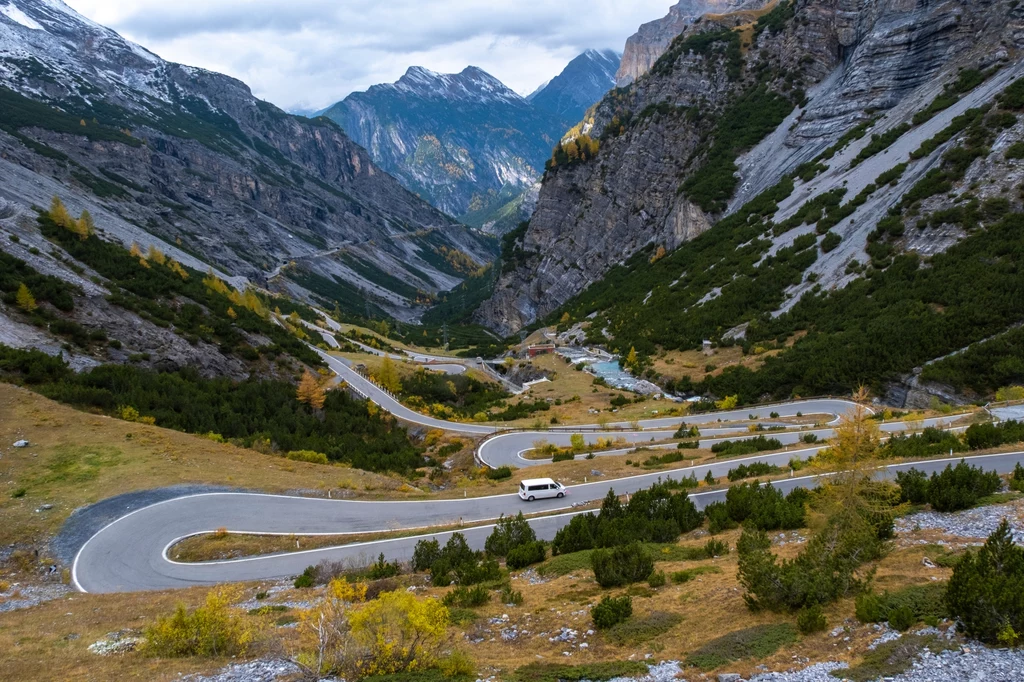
[63, 0, 677, 113]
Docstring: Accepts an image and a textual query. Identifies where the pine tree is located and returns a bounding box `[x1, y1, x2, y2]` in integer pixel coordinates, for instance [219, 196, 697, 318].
[705, 470, 715, 485]
[296, 370, 326, 410]
[16, 283, 37, 312]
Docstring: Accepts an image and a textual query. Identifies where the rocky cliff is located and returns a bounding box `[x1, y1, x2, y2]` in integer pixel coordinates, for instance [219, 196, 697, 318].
[0, 0, 494, 322]
[321, 66, 569, 228]
[479, 0, 1022, 336]
[616, 0, 770, 87]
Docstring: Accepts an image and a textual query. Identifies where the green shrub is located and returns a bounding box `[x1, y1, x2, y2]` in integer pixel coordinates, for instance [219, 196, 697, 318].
[946, 519, 1024, 645]
[500, 585, 524, 606]
[704, 539, 729, 558]
[671, 566, 722, 584]
[367, 553, 401, 580]
[725, 482, 808, 531]
[294, 566, 315, 588]
[485, 512, 537, 557]
[705, 501, 737, 534]
[506, 541, 547, 570]
[412, 538, 441, 572]
[887, 604, 917, 631]
[727, 461, 783, 481]
[419, 533, 501, 587]
[685, 623, 798, 670]
[895, 468, 930, 505]
[854, 583, 947, 626]
[551, 483, 704, 554]
[511, 662, 647, 682]
[711, 436, 784, 457]
[797, 604, 827, 634]
[592, 595, 633, 629]
[486, 466, 513, 480]
[648, 570, 667, 588]
[591, 543, 654, 587]
[1010, 463, 1024, 493]
[927, 460, 1002, 512]
[443, 584, 490, 608]
[605, 611, 682, 645]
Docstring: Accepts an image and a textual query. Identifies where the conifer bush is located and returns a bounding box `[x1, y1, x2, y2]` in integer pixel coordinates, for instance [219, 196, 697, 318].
[591, 543, 654, 588]
[946, 519, 1024, 645]
[592, 595, 633, 629]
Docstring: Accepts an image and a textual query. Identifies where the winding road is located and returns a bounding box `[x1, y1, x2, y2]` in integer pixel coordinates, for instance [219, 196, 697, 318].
[68, 341, 1019, 594]
[72, 451, 1024, 593]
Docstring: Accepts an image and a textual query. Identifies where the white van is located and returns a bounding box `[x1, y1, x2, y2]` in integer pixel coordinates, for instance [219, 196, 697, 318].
[519, 478, 567, 501]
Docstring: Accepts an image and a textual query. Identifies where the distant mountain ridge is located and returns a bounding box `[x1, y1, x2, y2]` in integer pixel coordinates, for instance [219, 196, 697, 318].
[0, 0, 495, 330]
[529, 49, 621, 122]
[322, 52, 622, 234]
[321, 65, 569, 228]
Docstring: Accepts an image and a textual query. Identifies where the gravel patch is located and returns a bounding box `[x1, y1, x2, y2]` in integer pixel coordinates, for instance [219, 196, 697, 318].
[894, 500, 1024, 543]
[889, 646, 1024, 681]
[609, 661, 684, 682]
[182, 659, 300, 681]
[747, 661, 850, 681]
[0, 583, 71, 612]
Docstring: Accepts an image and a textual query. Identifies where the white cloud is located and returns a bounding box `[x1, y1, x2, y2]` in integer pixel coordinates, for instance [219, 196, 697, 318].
[63, 0, 676, 112]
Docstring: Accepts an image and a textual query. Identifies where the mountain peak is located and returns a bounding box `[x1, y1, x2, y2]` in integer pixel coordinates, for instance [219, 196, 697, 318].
[384, 64, 523, 105]
[528, 48, 621, 122]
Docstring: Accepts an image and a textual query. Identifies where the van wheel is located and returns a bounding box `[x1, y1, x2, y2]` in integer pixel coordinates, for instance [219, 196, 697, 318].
[528, 495, 535, 502]
[557, 492, 565, 499]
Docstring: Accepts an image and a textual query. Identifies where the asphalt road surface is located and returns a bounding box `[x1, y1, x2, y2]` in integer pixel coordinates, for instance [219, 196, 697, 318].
[72, 451, 1024, 593]
[68, 348, 1004, 594]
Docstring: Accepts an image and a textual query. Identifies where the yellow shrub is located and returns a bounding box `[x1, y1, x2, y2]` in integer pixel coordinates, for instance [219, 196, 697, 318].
[143, 586, 255, 658]
[349, 591, 449, 676]
[287, 450, 329, 465]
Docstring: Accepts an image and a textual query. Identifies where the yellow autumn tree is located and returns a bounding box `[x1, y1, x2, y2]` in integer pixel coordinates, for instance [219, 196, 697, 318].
[297, 370, 327, 410]
[130, 242, 143, 258]
[48, 196, 74, 230]
[167, 259, 189, 280]
[75, 210, 95, 240]
[147, 245, 167, 266]
[375, 355, 401, 394]
[715, 395, 739, 410]
[16, 283, 37, 312]
[625, 346, 639, 370]
[203, 270, 230, 296]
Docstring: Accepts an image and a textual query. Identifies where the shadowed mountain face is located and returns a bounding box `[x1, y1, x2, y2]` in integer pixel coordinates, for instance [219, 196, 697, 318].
[321, 66, 570, 227]
[0, 0, 495, 319]
[529, 49, 622, 123]
[478, 0, 1024, 336]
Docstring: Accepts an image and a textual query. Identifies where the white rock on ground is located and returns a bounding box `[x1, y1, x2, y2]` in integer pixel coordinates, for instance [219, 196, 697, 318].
[895, 500, 1024, 543]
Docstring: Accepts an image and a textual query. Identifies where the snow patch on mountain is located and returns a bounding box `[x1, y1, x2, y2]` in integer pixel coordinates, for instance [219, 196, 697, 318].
[0, 2, 42, 30]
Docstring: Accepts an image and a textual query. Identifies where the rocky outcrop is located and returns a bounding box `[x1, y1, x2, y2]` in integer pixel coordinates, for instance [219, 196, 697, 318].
[616, 0, 770, 87]
[479, 0, 1020, 335]
[0, 0, 494, 317]
[321, 66, 569, 223]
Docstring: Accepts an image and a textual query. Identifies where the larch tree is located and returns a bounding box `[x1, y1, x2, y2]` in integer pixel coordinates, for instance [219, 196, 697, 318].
[49, 196, 73, 230]
[297, 370, 327, 410]
[76, 210, 95, 240]
[16, 283, 37, 312]
[375, 355, 401, 394]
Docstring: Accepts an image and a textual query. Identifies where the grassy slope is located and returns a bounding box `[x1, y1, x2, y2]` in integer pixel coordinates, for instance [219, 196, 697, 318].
[0, 383, 403, 549]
